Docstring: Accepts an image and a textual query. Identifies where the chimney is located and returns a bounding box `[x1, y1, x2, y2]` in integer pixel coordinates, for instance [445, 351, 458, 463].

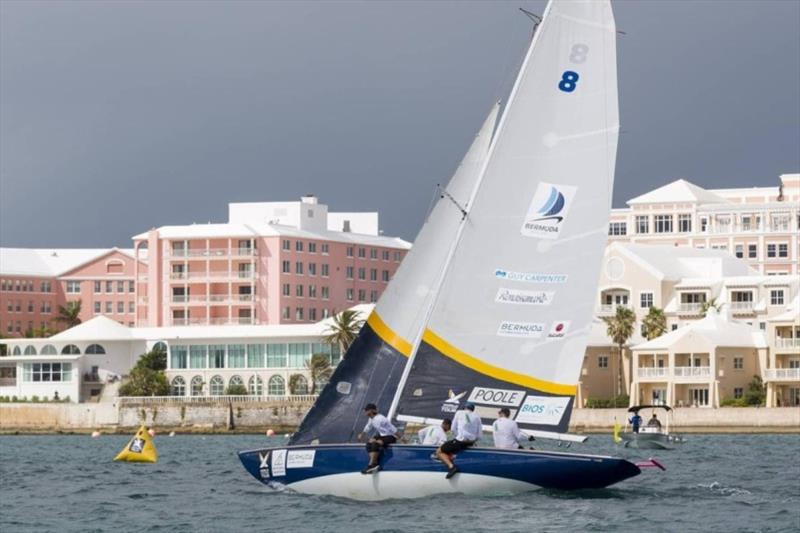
[301, 195, 318, 205]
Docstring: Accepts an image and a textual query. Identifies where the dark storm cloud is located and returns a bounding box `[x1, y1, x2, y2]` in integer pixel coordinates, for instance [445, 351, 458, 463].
[1, 0, 798, 247]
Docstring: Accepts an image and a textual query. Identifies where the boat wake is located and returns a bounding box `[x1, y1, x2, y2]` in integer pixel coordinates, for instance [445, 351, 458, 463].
[698, 482, 753, 497]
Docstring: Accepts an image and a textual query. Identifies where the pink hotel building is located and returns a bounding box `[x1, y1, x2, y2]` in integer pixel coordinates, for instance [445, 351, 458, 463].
[132, 196, 410, 327]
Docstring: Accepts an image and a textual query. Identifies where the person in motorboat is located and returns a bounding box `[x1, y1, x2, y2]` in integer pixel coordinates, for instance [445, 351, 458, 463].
[357, 403, 399, 474]
[492, 408, 535, 449]
[647, 413, 662, 430]
[629, 412, 642, 433]
[418, 418, 451, 446]
[435, 402, 482, 479]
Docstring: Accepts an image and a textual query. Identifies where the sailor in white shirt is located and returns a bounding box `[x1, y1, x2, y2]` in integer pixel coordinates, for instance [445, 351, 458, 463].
[357, 403, 398, 474]
[492, 408, 534, 449]
[435, 403, 483, 479]
[418, 419, 451, 446]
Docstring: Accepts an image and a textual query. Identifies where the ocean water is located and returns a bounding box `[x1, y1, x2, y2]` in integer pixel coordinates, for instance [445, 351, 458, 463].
[1, 433, 798, 533]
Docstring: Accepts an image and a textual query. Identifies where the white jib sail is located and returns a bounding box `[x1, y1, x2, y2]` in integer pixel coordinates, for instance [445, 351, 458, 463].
[394, 0, 619, 433]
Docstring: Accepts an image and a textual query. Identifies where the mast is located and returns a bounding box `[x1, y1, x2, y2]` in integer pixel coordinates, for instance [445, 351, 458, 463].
[387, 1, 555, 422]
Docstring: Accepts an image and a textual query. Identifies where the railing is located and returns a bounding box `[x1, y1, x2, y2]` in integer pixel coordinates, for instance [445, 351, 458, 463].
[764, 368, 800, 381]
[678, 303, 704, 313]
[674, 366, 711, 378]
[0, 378, 17, 387]
[636, 368, 669, 379]
[598, 304, 631, 314]
[172, 317, 255, 326]
[169, 271, 255, 281]
[118, 394, 318, 405]
[775, 338, 800, 349]
[729, 301, 754, 312]
[170, 248, 257, 258]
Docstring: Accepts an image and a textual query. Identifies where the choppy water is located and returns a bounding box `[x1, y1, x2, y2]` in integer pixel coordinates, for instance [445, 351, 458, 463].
[1, 433, 798, 532]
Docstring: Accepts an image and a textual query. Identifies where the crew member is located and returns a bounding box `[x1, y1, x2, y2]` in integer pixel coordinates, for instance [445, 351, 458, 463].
[418, 418, 451, 446]
[492, 408, 534, 449]
[647, 413, 662, 429]
[436, 403, 482, 479]
[357, 403, 398, 474]
[629, 412, 643, 433]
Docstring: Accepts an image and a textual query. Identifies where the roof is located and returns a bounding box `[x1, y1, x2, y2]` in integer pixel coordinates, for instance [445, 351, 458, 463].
[610, 242, 756, 281]
[0, 248, 135, 277]
[50, 316, 135, 342]
[632, 309, 768, 351]
[132, 223, 410, 249]
[768, 295, 800, 323]
[627, 179, 729, 206]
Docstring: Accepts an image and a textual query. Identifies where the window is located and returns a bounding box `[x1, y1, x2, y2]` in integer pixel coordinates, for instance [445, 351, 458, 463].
[733, 357, 744, 370]
[191, 376, 204, 396]
[370, 248, 378, 260]
[282, 261, 290, 273]
[94, 281, 102, 293]
[635, 216, 649, 234]
[41, 302, 51, 314]
[598, 355, 608, 368]
[105, 302, 112, 314]
[268, 375, 285, 396]
[640, 293, 653, 308]
[27, 301, 33, 312]
[209, 345, 226, 368]
[309, 285, 317, 298]
[321, 286, 329, 299]
[346, 288, 354, 301]
[247, 344, 265, 368]
[370, 269, 377, 282]
[308, 263, 316, 276]
[308, 243, 316, 253]
[382, 270, 390, 282]
[23, 345, 36, 355]
[189, 345, 207, 369]
[41, 281, 51, 293]
[295, 241, 303, 252]
[282, 307, 290, 319]
[129, 281, 135, 293]
[86, 344, 106, 354]
[370, 290, 378, 303]
[22, 362, 72, 382]
[358, 247, 366, 258]
[281, 283, 290, 297]
[394, 251, 402, 262]
[346, 266, 354, 279]
[129, 302, 135, 313]
[40, 344, 57, 355]
[358, 267, 365, 280]
[66, 281, 81, 293]
[321, 243, 329, 254]
[228, 345, 246, 368]
[770, 290, 785, 306]
[288, 343, 309, 367]
[282, 240, 291, 251]
[106, 281, 113, 293]
[295, 262, 303, 275]
[61, 344, 80, 355]
[678, 214, 692, 232]
[291, 375, 309, 395]
[735, 244, 744, 258]
[248, 375, 263, 396]
[654, 215, 673, 233]
[778, 243, 788, 258]
[267, 344, 287, 367]
[321, 264, 329, 277]
[672, 324, 679, 331]
[608, 222, 627, 236]
[767, 244, 777, 258]
[382, 250, 390, 261]
[117, 302, 124, 314]
[171, 346, 188, 369]
[748, 244, 757, 258]
[358, 289, 366, 302]
[209, 375, 224, 395]
[309, 308, 317, 321]
[346, 247, 354, 258]
[734, 387, 743, 399]
[170, 376, 186, 396]
[295, 307, 304, 321]
[117, 281, 125, 293]
[295, 285, 304, 297]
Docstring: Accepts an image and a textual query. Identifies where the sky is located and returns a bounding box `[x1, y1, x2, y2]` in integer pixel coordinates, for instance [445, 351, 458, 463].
[1, 0, 798, 247]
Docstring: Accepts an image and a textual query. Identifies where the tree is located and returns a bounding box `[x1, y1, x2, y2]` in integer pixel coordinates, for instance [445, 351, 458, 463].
[288, 373, 308, 395]
[137, 347, 167, 371]
[306, 353, 333, 394]
[700, 298, 721, 317]
[55, 300, 82, 328]
[118, 347, 170, 397]
[744, 375, 766, 406]
[23, 326, 56, 338]
[225, 384, 248, 395]
[602, 305, 636, 406]
[323, 309, 365, 356]
[0, 333, 6, 356]
[641, 307, 667, 341]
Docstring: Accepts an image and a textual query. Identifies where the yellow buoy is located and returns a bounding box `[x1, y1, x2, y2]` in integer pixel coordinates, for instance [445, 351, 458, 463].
[114, 425, 158, 463]
[613, 421, 622, 444]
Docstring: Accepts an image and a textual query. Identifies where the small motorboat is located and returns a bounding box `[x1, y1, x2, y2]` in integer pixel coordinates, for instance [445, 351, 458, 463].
[618, 405, 684, 450]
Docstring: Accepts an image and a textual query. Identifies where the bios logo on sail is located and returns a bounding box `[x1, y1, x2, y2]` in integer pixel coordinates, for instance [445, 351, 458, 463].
[521, 182, 577, 239]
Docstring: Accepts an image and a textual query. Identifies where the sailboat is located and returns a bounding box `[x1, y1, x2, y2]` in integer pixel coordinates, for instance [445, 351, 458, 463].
[239, 0, 643, 499]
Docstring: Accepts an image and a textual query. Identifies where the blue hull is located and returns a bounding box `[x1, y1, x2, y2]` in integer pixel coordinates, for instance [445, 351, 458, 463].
[238, 444, 640, 499]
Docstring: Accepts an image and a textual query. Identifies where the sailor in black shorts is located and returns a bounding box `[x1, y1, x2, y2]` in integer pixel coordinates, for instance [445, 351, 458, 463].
[357, 403, 399, 474]
[435, 403, 483, 479]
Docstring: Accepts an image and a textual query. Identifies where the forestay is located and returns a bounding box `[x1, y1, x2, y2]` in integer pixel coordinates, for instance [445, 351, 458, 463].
[395, 0, 619, 433]
[289, 104, 499, 444]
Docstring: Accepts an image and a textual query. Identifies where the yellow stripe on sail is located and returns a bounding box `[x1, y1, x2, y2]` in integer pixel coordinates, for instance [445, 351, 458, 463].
[421, 328, 577, 396]
[367, 312, 413, 357]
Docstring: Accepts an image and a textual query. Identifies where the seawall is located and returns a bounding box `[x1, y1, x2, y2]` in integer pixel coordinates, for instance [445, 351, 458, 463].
[1, 403, 797, 434]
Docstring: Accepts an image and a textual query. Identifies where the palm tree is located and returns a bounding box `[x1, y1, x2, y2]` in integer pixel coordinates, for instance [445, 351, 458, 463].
[700, 297, 721, 317]
[641, 307, 667, 341]
[306, 353, 333, 394]
[602, 305, 636, 406]
[55, 300, 82, 328]
[323, 309, 365, 356]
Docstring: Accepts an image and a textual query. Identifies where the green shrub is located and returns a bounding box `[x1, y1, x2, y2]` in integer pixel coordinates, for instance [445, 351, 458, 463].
[225, 384, 248, 395]
[585, 395, 630, 408]
[31, 395, 39, 403]
[11, 395, 18, 402]
[720, 398, 748, 407]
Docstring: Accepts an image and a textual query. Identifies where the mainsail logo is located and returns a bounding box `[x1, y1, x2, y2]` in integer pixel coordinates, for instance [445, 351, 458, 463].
[515, 396, 570, 425]
[441, 389, 466, 414]
[495, 288, 554, 306]
[494, 269, 568, 284]
[548, 321, 571, 338]
[497, 321, 545, 338]
[521, 182, 577, 239]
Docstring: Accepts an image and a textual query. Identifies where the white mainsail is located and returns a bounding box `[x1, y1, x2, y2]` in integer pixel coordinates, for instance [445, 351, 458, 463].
[394, 0, 619, 434]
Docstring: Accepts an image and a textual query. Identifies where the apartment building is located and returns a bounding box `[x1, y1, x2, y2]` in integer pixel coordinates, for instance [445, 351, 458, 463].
[0, 248, 141, 336]
[133, 196, 410, 327]
[579, 242, 799, 408]
[607, 173, 799, 275]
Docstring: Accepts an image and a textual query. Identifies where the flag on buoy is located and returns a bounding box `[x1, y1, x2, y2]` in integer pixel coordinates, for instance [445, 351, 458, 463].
[114, 425, 158, 463]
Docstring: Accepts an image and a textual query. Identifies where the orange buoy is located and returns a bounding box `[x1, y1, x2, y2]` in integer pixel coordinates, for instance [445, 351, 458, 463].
[91, 431, 101, 438]
[148, 428, 156, 437]
[266, 429, 275, 437]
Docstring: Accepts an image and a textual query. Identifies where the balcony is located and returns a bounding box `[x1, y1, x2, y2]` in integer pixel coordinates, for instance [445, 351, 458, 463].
[764, 368, 800, 381]
[678, 303, 704, 314]
[775, 338, 800, 350]
[729, 301, 754, 314]
[636, 367, 669, 380]
[169, 271, 255, 282]
[169, 248, 257, 259]
[170, 294, 254, 306]
[598, 304, 632, 315]
[674, 366, 711, 379]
